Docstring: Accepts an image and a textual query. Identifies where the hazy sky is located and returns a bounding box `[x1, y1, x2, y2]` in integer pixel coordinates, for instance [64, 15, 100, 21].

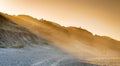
[0, 0, 120, 40]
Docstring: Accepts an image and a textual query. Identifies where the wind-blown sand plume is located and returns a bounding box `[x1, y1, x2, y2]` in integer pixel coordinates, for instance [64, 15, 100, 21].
[0, 13, 98, 57]
[0, 12, 120, 66]
[0, 12, 97, 66]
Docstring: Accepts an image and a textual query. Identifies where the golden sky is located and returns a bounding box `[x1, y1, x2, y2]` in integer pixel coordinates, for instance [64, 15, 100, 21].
[0, 0, 120, 40]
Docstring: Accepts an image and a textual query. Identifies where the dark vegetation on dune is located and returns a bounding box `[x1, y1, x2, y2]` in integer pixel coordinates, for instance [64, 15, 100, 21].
[0, 15, 49, 48]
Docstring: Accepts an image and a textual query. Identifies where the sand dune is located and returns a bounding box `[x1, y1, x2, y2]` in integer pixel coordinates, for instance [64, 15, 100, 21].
[0, 12, 120, 66]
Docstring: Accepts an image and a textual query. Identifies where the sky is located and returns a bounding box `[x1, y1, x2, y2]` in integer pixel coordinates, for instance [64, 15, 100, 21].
[0, 0, 120, 40]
